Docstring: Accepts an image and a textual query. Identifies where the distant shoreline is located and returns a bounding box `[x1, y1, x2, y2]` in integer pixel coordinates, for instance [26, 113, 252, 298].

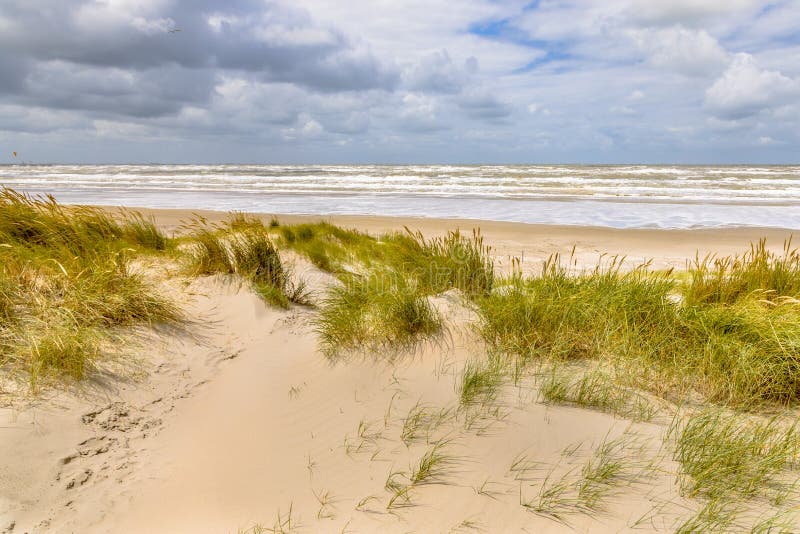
[3, 163, 800, 229]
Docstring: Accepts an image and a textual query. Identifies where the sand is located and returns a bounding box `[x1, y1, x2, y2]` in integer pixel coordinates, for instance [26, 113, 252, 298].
[122, 207, 797, 271]
[1, 210, 795, 533]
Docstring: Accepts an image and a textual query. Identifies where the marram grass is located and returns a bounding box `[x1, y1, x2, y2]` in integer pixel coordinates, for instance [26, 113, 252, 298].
[476, 249, 800, 406]
[684, 238, 800, 306]
[296, 222, 493, 355]
[669, 409, 800, 500]
[315, 271, 441, 356]
[273, 221, 494, 295]
[185, 218, 311, 309]
[0, 189, 178, 390]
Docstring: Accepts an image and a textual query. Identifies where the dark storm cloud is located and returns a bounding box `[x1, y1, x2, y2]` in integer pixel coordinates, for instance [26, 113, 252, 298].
[21, 63, 216, 118]
[0, 0, 398, 120]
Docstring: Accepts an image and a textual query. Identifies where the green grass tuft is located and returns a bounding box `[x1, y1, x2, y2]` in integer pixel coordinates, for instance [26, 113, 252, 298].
[0, 188, 178, 390]
[539, 366, 657, 422]
[186, 220, 310, 309]
[378, 228, 494, 295]
[459, 357, 504, 407]
[120, 212, 170, 251]
[315, 272, 441, 355]
[280, 222, 491, 355]
[476, 249, 800, 406]
[670, 409, 800, 500]
[685, 238, 800, 306]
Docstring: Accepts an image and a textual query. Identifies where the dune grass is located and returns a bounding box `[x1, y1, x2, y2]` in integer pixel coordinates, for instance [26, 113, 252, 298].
[669, 409, 800, 501]
[274, 221, 494, 295]
[315, 272, 441, 355]
[520, 433, 652, 521]
[400, 402, 453, 446]
[666, 408, 800, 532]
[684, 238, 800, 306]
[476, 248, 800, 407]
[298, 223, 492, 355]
[458, 356, 505, 407]
[539, 366, 657, 422]
[376, 228, 494, 295]
[185, 217, 310, 308]
[385, 440, 456, 508]
[0, 189, 178, 389]
[275, 221, 371, 273]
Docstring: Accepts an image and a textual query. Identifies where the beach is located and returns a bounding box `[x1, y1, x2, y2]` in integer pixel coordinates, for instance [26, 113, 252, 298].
[4, 0, 800, 530]
[2, 201, 799, 533]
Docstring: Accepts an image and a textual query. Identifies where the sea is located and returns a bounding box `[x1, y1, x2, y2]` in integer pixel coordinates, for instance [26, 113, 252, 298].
[1, 164, 799, 229]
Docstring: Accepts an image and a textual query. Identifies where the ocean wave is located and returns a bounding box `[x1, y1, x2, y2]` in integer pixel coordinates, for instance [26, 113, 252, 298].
[2, 164, 799, 228]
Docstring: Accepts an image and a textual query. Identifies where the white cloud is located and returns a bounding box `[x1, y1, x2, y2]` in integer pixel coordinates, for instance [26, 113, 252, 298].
[629, 26, 728, 76]
[289, 0, 541, 75]
[629, 0, 759, 26]
[397, 93, 450, 132]
[302, 118, 323, 136]
[129, 17, 174, 35]
[403, 50, 474, 94]
[458, 87, 511, 120]
[282, 114, 323, 140]
[1, 0, 799, 162]
[705, 53, 800, 118]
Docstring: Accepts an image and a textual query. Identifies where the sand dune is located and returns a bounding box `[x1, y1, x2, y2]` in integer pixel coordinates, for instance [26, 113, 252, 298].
[1, 213, 797, 533]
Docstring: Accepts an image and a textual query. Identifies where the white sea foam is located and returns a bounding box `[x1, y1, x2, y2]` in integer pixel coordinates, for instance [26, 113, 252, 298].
[1, 164, 799, 229]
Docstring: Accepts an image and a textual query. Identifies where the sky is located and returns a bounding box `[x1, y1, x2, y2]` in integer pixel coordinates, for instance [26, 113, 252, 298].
[0, 0, 798, 164]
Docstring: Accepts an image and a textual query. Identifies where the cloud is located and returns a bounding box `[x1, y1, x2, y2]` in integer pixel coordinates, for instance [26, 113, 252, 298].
[399, 93, 448, 132]
[629, 26, 728, 76]
[281, 114, 324, 140]
[403, 50, 477, 94]
[0, 0, 798, 163]
[323, 111, 371, 134]
[458, 88, 511, 120]
[610, 105, 637, 116]
[0, 0, 399, 107]
[704, 53, 800, 118]
[629, 0, 759, 26]
[758, 136, 776, 145]
[22, 61, 216, 118]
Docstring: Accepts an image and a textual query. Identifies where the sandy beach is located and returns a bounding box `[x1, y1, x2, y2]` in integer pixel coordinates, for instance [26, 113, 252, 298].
[126, 207, 798, 271]
[1, 208, 798, 533]
[4, 0, 800, 530]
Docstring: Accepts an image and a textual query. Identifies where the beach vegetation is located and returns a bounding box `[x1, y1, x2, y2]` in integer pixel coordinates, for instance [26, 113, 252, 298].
[376, 228, 494, 295]
[476, 249, 800, 407]
[539, 366, 657, 422]
[458, 356, 504, 407]
[0, 189, 178, 390]
[185, 220, 310, 308]
[400, 402, 453, 446]
[684, 238, 800, 306]
[668, 409, 800, 501]
[290, 223, 492, 354]
[315, 271, 441, 355]
[520, 433, 651, 521]
[385, 440, 455, 508]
